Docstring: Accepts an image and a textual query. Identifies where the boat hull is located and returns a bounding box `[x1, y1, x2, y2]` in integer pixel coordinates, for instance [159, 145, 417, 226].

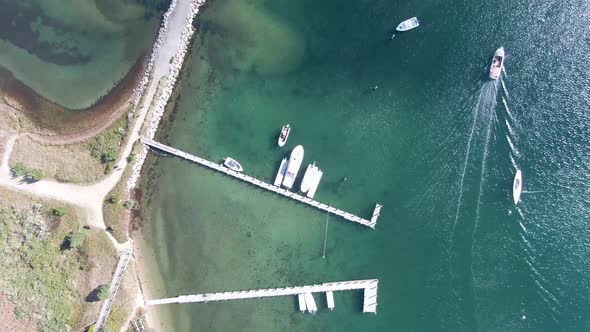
[282, 145, 304, 189]
[278, 124, 291, 147]
[513, 170, 522, 204]
[489, 47, 504, 80]
[396, 17, 419, 31]
[300, 163, 323, 198]
[223, 157, 243, 172]
[273, 158, 288, 186]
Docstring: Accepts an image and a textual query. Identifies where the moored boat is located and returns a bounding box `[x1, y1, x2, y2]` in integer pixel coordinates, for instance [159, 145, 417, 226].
[396, 17, 419, 31]
[282, 145, 304, 189]
[273, 158, 288, 186]
[300, 162, 323, 198]
[304, 292, 317, 315]
[278, 124, 291, 147]
[489, 47, 504, 80]
[223, 157, 243, 172]
[513, 170, 522, 204]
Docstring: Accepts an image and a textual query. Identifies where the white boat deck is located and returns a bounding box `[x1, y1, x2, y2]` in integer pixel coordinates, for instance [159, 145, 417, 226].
[304, 293, 317, 314]
[305, 167, 323, 199]
[146, 279, 379, 314]
[326, 291, 335, 310]
[274, 158, 288, 186]
[297, 294, 307, 312]
[141, 137, 381, 228]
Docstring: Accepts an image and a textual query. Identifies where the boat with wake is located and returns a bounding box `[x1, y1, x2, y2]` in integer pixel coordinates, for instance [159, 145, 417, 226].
[278, 124, 291, 147]
[282, 145, 304, 189]
[513, 170, 522, 204]
[489, 47, 505, 80]
[223, 157, 243, 172]
[300, 162, 323, 198]
[396, 17, 419, 31]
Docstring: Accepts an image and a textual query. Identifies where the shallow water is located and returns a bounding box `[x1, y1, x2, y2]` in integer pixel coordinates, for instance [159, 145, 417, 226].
[139, 0, 590, 330]
[0, 0, 167, 108]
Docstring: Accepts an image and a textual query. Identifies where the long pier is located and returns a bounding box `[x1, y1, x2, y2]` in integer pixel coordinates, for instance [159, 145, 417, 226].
[146, 279, 379, 314]
[140, 137, 381, 228]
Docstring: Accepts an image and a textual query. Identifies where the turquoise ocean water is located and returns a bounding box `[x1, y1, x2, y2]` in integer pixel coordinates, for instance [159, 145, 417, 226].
[137, 0, 588, 330]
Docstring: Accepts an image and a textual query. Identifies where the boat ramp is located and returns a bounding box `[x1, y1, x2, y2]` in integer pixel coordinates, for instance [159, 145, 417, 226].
[140, 137, 382, 228]
[146, 279, 379, 314]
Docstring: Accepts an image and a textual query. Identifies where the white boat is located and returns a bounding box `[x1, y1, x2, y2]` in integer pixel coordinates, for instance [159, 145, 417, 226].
[297, 294, 307, 312]
[304, 293, 317, 314]
[282, 145, 304, 189]
[300, 162, 323, 198]
[396, 17, 419, 32]
[223, 157, 243, 172]
[278, 124, 291, 147]
[273, 158, 288, 186]
[489, 47, 504, 80]
[513, 170, 522, 205]
[300, 163, 321, 192]
[325, 291, 335, 311]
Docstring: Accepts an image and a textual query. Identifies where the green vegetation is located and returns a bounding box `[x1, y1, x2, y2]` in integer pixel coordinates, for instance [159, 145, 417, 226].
[51, 206, 67, 217]
[106, 195, 119, 204]
[88, 117, 128, 174]
[66, 231, 87, 249]
[0, 197, 116, 331]
[10, 162, 45, 181]
[103, 142, 145, 243]
[126, 153, 136, 163]
[97, 284, 111, 301]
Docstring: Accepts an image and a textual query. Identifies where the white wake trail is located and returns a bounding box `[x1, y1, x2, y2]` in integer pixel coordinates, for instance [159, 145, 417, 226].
[449, 88, 484, 244]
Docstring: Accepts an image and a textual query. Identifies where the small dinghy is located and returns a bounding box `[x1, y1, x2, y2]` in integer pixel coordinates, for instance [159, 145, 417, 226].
[223, 157, 243, 172]
[396, 17, 419, 32]
[489, 47, 505, 80]
[513, 170, 522, 205]
[278, 124, 291, 147]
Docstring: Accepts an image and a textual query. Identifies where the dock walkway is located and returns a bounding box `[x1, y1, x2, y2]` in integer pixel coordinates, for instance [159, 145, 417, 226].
[146, 279, 378, 313]
[95, 249, 133, 330]
[140, 137, 381, 228]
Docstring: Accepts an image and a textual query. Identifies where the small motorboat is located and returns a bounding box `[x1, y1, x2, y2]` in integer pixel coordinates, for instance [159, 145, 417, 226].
[396, 17, 419, 32]
[223, 157, 243, 172]
[278, 124, 291, 147]
[513, 170, 522, 205]
[489, 47, 505, 80]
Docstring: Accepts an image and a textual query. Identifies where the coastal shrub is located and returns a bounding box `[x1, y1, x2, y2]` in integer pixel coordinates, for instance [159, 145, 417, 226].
[11, 162, 45, 181]
[97, 284, 110, 301]
[88, 118, 127, 165]
[51, 207, 67, 217]
[100, 148, 117, 164]
[106, 195, 119, 204]
[11, 162, 27, 177]
[65, 231, 87, 249]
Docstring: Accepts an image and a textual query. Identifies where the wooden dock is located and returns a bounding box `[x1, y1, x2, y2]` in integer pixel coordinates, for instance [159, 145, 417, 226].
[95, 249, 133, 330]
[140, 137, 381, 228]
[146, 279, 379, 314]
